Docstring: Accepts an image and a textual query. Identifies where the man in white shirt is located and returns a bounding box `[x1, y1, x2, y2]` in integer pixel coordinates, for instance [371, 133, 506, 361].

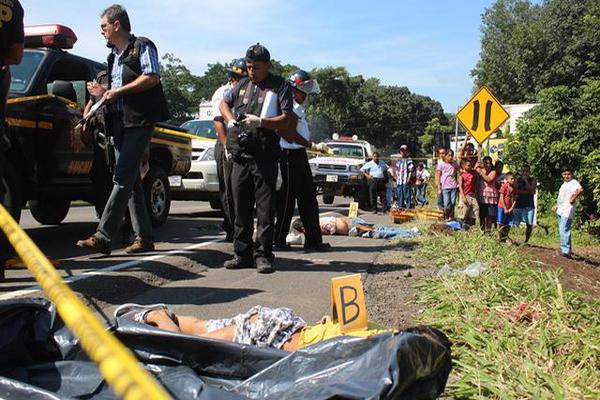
[554, 165, 584, 258]
[360, 152, 388, 213]
[273, 70, 331, 251]
[212, 58, 247, 241]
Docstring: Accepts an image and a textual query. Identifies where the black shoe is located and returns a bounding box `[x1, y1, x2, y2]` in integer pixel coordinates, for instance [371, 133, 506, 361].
[560, 253, 572, 259]
[256, 258, 275, 274]
[273, 242, 291, 250]
[224, 257, 254, 270]
[304, 242, 332, 252]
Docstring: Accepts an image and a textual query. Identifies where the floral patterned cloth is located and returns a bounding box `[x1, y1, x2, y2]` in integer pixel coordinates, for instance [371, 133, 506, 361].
[205, 306, 306, 349]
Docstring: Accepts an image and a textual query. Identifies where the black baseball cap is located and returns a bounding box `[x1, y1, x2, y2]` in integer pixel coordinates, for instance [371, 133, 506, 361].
[245, 43, 271, 62]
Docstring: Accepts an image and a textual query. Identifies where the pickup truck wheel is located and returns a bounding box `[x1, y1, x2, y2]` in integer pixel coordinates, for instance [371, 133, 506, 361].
[322, 195, 334, 205]
[0, 158, 22, 223]
[209, 197, 222, 210]
[143, 166, 170, 227]
[29, 198, 70, 225]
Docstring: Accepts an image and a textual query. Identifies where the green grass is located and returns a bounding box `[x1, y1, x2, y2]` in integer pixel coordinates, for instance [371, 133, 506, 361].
[526, 214, 600, 248]
[413, 230, 600, 399]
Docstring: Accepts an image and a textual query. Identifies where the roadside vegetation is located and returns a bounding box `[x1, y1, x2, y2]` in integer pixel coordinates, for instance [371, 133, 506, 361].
[412, 229, 599, 399]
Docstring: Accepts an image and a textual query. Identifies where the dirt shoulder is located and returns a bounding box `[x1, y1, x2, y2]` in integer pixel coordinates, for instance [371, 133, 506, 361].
[365, 238, 437, 329]
[523, 244, 600, 301]
[365, 225, 599, 328]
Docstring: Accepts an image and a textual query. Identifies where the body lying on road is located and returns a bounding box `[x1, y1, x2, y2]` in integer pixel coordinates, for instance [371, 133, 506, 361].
[115, 303, 401, 351]
[291, 213, 419, 239]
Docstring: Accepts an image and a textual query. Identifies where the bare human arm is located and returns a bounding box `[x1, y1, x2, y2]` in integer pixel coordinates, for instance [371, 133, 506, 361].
[458, 135, 470, 162]
[498, 190, 506, 211]
[458, 174, 467, 205]
[478, 169, 497, 183]
[570, 185, 584, 204]
[213, 118, 227, 146]
[103, 74, 160, 104]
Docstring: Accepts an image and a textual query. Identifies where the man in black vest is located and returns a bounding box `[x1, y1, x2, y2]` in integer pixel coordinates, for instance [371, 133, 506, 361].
[77, 4, 170, 255]
[0, 0, 23, 282]
[219, 44, 294, 273]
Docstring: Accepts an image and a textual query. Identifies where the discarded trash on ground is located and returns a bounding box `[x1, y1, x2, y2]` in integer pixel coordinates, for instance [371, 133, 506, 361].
[437, 261, 489, 278]
[0, 298, 453, 400]
[501, 302, 542, 323]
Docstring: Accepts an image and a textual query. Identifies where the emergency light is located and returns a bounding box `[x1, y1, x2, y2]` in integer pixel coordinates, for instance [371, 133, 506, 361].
[24, 24, 78, 49]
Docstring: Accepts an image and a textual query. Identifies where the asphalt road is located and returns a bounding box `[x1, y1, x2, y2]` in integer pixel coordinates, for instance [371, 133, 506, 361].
[1, 199, 389, 325]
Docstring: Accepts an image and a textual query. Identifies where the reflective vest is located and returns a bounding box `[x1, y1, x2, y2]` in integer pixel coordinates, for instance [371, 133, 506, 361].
[226, 76, 281, 159]
[107, 35, 170, 127]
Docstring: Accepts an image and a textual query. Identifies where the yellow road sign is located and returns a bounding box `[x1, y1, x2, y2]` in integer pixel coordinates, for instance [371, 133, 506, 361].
[456, 86, 510, 145]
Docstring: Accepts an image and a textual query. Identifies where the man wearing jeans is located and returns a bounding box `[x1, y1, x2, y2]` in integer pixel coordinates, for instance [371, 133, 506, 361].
[395, 144, 414, 209]
[77, 5, 169, 255]
[555, 166, 583, 258]
[360, 151, 387, 213]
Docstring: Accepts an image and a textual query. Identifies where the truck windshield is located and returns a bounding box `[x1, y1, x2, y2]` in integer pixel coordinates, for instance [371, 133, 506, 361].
[329, 144, 365, 158]
[180, 120, 216, 140]
[10, 50, 44, 93]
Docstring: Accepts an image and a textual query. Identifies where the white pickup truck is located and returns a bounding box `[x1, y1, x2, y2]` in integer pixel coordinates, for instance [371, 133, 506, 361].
[308, 135, 375, 209]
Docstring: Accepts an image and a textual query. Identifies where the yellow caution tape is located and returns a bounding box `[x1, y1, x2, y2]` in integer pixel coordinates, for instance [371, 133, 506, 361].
[150, 137, 192, 151]
[154, 126, 197, 141]
[7, 94, 81, 109]
[0, 204, 171, 400]
[6, 117, 54, 130]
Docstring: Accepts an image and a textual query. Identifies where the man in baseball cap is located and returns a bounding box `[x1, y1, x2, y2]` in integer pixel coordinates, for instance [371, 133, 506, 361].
[219, 43, 294, 273]
[245, 43, 270, 62]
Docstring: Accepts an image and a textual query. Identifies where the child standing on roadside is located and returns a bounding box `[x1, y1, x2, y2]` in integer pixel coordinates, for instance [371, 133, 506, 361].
[436, 150, 459, 221]
[457, 158, 479, 228]
[476, 156, 498, 233]
[555, 166, 584, 258]
[497, 172, 516, 242]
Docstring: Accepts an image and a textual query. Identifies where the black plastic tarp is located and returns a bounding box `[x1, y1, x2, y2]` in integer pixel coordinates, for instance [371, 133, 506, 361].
[0, 298, 452, 399]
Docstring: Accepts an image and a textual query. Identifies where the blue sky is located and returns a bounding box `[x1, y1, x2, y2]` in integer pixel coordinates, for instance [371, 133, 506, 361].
[22, 0, 495, 112]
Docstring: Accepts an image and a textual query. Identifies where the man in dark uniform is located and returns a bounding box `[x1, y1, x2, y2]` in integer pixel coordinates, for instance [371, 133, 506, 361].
[77, 4, 170, 255]
[219, 43, 294, 273]
[212, 59, 247, 242]
[0, 0, 24, 282]
[273, 69, 331, 251]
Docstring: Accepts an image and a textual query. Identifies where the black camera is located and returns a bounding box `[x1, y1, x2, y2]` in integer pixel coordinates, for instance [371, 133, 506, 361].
[235, 114, 256, 151]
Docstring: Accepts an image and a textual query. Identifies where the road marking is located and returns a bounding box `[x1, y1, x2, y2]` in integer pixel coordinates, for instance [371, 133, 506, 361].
[0, 237, 224, 300]
[1, 207, 347, 301]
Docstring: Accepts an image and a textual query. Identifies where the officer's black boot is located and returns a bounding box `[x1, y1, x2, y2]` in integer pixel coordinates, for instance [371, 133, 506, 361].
[224, 257, 254, 270]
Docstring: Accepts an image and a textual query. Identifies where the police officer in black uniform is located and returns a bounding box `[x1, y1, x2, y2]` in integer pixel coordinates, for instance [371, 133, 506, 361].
[274, 70, 331, 251]
[219, 44, 294, 274]
[0, 0, 24, 282]
[212, 59, 247, 242]
[77, 4, 169, 255]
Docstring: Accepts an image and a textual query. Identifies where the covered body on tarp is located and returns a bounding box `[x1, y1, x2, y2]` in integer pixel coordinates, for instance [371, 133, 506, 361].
[0, 298, 452, 399]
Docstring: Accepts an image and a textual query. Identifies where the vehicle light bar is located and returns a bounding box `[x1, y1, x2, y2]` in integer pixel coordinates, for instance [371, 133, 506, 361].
[24, 24, 77, 49]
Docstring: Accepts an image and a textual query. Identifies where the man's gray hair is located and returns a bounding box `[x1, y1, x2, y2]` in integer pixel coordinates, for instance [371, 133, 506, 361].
[101, 4, 131, 33]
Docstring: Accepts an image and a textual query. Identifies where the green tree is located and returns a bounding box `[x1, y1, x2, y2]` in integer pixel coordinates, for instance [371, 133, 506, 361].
[160, 53, 202, 122]
[505, 80, 600, 225]
[472, 0, 600, 103]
